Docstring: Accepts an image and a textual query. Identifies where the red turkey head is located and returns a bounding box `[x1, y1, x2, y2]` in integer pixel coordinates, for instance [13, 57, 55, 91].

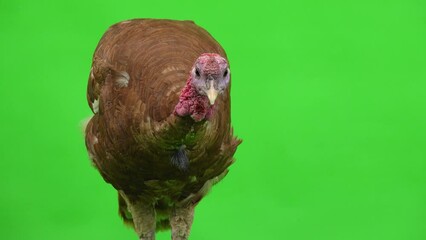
[191, 53, 230, 105]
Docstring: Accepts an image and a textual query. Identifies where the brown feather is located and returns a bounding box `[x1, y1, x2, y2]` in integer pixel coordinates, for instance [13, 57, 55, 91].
[85, 19, 241, 232]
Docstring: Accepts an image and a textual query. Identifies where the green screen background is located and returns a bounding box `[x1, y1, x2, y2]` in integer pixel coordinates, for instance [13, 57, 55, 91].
[1, 0, 425, 239]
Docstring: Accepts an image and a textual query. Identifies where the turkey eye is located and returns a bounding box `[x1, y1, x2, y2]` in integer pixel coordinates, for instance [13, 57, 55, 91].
[223, 69, 228, 77]
[195, 68, 201, 77]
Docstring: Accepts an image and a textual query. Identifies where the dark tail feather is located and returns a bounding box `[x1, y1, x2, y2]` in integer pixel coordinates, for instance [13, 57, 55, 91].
[118, 192, 135, 227]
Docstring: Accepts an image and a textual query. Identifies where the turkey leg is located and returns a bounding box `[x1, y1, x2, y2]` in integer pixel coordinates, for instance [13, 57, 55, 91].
[170, 204, 195, 240]
[121, 193, 157, 240]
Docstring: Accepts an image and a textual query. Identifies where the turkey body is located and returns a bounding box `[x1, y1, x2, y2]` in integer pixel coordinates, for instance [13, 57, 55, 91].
[84, 19, 241, 238]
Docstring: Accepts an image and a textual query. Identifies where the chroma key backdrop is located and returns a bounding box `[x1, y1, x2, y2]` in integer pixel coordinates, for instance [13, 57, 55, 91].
[0, 0, 425, 239]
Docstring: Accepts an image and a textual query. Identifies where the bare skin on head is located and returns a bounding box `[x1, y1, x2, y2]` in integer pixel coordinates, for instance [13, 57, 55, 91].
[191, 53, 230, 105]
[174, 53, 230, 122]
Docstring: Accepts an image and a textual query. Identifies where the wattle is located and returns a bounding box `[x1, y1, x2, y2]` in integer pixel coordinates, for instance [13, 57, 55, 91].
[174, 79, 214, 121]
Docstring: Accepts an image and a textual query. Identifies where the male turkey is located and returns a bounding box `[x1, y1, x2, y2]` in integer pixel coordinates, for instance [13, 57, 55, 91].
[84, 19, 241, 240]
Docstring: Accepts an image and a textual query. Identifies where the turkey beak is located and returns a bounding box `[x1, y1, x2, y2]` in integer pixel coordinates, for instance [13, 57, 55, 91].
[206, 79, 218, 105]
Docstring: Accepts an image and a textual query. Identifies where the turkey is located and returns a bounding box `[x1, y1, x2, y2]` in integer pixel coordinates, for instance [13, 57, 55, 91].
[84, 19, 242, 240]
